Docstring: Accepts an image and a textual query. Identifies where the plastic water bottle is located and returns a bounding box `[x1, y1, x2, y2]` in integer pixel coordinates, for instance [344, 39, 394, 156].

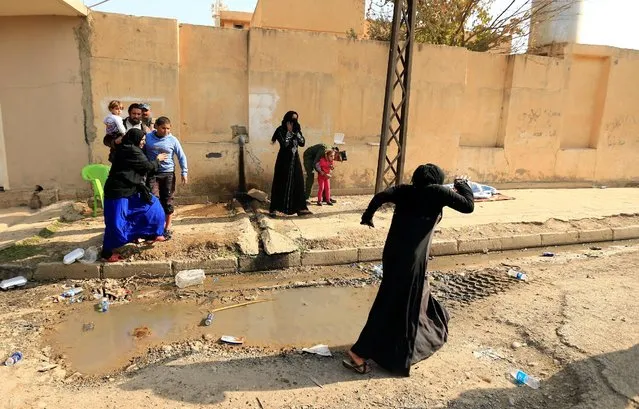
[204, 313, 214, 326]
[99, 297, 109, 312]
[175, 269, 206, 289]
[0, 276, 27, 290]
[62, 287, 83, 297]
[507, 269, 528, 281]
[510, 369, 540, 389]
[5, 352, 23, 366]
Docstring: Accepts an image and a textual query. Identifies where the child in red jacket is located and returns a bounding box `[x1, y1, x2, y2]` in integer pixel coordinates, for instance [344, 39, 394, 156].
[316, 149, 335, 206]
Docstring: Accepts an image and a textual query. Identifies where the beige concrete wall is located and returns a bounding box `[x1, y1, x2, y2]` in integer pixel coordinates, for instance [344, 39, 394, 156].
[247, 29, 639, 192]
[178, 24, 247, 197]
[0, 16, 88, 194]
[247, 29, 387, 193]
[251, 0, 364, 36]
[4, 11, 638, 208]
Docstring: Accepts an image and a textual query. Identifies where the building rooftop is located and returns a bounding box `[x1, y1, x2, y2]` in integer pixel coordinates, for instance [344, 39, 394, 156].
[220, 10, 252, 23]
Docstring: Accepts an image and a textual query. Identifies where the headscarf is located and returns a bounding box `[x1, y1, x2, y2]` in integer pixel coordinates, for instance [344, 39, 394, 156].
[272, 111, 301, 142]
[122, 128, 145, 147]
[411, 163, 445, 187]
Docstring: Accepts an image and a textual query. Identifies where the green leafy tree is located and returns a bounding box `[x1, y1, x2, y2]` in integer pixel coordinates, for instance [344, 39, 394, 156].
[366, 0, 574, 53]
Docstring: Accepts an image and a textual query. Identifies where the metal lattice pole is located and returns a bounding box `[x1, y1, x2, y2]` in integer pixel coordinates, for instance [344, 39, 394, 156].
[375, 0, 417, 193]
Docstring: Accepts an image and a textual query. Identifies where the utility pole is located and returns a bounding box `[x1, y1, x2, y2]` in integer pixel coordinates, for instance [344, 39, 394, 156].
[374, 0, 417, 193]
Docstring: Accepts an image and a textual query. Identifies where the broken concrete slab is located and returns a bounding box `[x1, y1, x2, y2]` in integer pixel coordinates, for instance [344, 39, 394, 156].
[261, 229, 299, 255]
[235, 217, 259, 256]
[258, 214, 276, 230]
[247, 188, 269, 203]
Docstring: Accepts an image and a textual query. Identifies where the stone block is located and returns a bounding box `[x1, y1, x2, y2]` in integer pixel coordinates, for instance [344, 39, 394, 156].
[541, 231, 579, 246]
[500, 234, 542, 250]
[358, 247, 383, 262]
[612, 225, 639, 241]
[301, 249, 359, 266]
[578, 228, 613, 243]
[173, 257, 238, 274]
[103, 261, 172, 278]
[33, 262, 101, 281]
[430, 240, 458, 256]
[457, 237, 502, 254]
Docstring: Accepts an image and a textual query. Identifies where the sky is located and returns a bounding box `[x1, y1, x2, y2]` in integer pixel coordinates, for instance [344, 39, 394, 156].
[84, 0, 257, 26]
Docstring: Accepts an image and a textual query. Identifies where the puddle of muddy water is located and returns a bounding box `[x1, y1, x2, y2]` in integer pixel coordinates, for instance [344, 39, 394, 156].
[48, 286, 378, 376]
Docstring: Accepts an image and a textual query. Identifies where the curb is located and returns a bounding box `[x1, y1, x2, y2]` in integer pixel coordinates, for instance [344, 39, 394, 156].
[5, 225, 639, 281]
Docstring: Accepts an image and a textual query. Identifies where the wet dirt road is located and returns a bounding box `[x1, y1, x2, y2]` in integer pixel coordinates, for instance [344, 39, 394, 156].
[1, 241, 637, 409]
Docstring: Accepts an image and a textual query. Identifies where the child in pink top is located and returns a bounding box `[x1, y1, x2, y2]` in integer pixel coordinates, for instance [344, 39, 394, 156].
[316, 149, 335, 206]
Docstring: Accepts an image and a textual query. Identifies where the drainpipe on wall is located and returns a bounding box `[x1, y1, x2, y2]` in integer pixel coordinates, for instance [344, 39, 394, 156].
[231, 125, 249, 200]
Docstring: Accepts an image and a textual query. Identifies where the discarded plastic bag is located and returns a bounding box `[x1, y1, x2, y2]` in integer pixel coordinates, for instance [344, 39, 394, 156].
[302, 344, 332, 357]
[79, 246, 98, 264]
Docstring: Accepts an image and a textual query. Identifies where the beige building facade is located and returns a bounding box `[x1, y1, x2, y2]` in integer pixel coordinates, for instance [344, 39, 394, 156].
[0, 1, 637, 207]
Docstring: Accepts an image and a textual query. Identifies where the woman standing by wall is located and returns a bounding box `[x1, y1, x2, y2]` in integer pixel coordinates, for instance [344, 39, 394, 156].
[269, 111, 311, 217]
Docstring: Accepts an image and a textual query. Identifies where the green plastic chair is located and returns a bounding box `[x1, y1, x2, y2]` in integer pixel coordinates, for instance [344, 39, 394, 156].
[81, 164, 110, 216]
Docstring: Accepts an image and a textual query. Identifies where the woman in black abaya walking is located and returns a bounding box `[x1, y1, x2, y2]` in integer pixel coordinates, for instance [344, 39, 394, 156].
[343, 164, 474, 376]
[269, 111, 311, 217]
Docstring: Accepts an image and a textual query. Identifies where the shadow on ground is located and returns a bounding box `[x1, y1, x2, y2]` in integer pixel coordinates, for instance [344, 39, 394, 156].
[119, 345, 638, 407]
[446, 344, 639, 409]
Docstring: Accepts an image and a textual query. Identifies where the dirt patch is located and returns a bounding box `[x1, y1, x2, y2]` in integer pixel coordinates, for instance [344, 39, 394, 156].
[180, 203, 232, 218]
[132, 326, 152, 339]
[124, 234, 237, 261]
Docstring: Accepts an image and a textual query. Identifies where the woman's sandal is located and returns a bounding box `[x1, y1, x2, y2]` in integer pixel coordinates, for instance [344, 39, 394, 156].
[342, 359, 371, 374]
[104, 254, 123, 263]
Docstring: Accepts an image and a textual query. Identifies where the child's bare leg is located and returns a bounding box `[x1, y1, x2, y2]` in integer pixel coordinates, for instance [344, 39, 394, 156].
[165, 213, 174, 231]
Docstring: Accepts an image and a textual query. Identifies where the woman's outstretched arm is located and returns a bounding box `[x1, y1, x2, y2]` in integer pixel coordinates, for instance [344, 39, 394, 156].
[361, 186, 398, 227]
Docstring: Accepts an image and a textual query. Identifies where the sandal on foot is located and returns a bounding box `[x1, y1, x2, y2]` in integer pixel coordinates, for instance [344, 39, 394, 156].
[104, 254, 123, 263]
[342, 359, 371, 374]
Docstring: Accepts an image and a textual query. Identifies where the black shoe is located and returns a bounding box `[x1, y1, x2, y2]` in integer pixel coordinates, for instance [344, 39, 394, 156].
[330, 198, 337, 203]
[316, 201, 322, 206]
[325, 201, 334, 206]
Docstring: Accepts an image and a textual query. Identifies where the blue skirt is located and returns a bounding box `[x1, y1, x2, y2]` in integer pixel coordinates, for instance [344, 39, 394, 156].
[102, 193, 166, 252]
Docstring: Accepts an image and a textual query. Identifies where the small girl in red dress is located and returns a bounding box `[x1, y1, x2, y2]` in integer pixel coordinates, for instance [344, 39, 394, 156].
[316, 149, 335, 206]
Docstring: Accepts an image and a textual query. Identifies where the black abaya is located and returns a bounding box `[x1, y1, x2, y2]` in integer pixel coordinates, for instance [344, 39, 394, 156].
[352, 181, 474, 376]
[269, 126, 309, 215]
